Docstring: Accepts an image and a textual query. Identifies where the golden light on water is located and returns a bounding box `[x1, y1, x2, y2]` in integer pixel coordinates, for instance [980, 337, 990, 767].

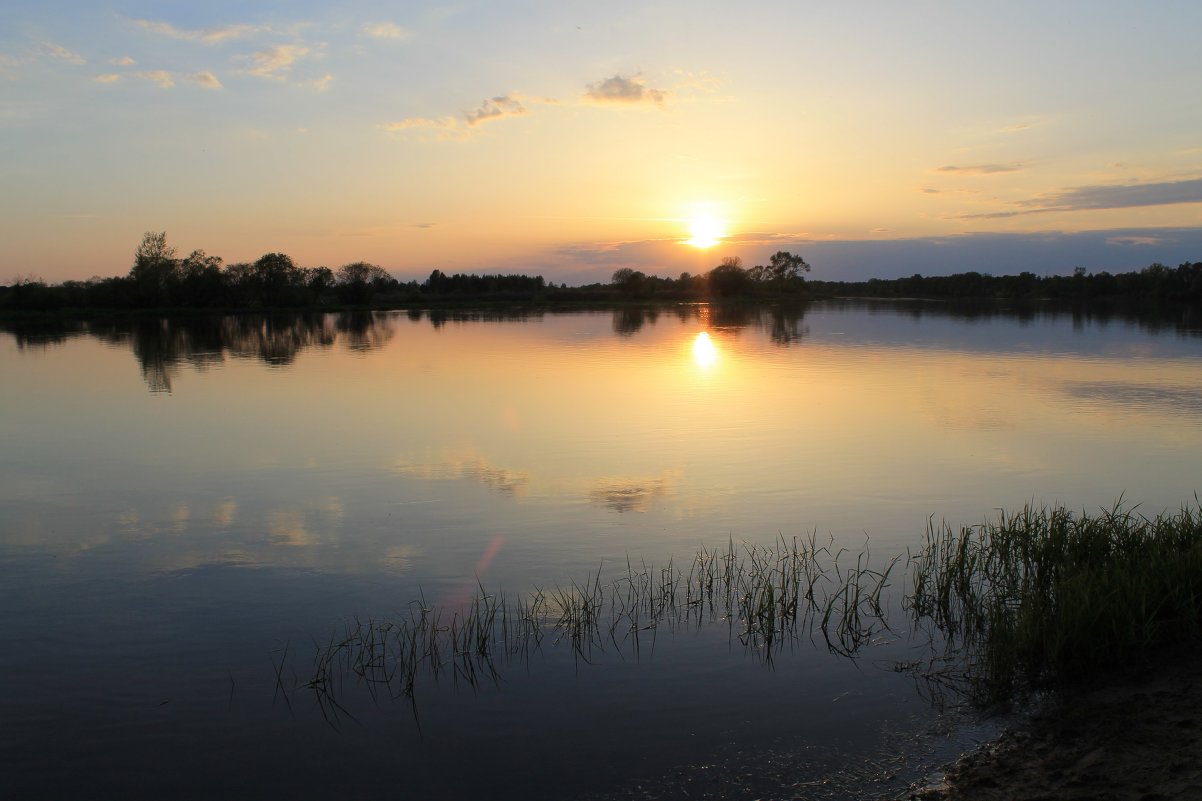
[692, 331, 718, 369]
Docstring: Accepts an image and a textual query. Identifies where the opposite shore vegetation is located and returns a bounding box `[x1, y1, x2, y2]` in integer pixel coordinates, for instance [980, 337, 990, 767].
[3, 231, 1202, 314]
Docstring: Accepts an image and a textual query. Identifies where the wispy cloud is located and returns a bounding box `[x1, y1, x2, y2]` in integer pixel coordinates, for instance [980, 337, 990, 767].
[584, 73, 668, 106]
[382, 116, 466, 142]
[184, 71, 223, 89]
[41, 41, 85, 65]
[936, 163, 1023, 175]
[93, 73, 121, 84]
[465, 94, 526, 126]
[132, 19, 261, 45]
[362, 22, 410, 40]
[241, 44, 308, 78]
[309, 73, 333, 92]
[135, 70, 175, 88]
[958, 177, 1202, 219]
[1021, 178, 1202, 211]
[385, 92, 542, 140]
[110, 55, 136, 67]
[1106, 235, 1165, 246]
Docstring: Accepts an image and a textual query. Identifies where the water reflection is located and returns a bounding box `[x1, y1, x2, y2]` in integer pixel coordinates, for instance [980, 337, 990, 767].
[393, 449, 531, 498]
[692, 331, 718, 369]
[0, 313, 395, 392]
[588, 474, 674, 513]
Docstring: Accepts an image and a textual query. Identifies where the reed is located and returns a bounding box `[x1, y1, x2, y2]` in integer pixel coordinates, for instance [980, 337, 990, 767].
[907, 500, 1202, 701]
[290, 535, 896, 713]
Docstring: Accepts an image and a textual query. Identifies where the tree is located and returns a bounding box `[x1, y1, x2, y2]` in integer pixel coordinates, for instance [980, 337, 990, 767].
[611, 267, 648, 298]
[129, 231, 179, 306]
[707, 256, 751, 297]
[749, 251, 811, 287]
[177, 249, 225, 307]
[335, 261, 393, 304]
[251, 252, 303, 307]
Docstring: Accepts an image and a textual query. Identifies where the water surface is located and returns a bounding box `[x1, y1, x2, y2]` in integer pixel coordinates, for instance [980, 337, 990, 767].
[2, 302, 1200, 799]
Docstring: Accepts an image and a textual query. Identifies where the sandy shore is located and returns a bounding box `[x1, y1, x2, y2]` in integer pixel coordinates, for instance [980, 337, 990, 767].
[901, 650, 1202, 801]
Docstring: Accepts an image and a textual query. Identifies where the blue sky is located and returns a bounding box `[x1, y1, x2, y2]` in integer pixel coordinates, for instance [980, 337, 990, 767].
[2, 1, 1201, 283]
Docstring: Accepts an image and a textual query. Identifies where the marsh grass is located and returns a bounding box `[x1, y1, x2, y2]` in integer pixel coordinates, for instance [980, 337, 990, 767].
[907, 501, 1202, 702]
[291, 534, 897, 715]
[287, 501, 1202, 718]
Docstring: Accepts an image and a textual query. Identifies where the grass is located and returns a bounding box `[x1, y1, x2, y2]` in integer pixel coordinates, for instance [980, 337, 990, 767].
[907, 500, 1202, 702]
[285, 500, 1202, 717]
[287, 534, 897, 715]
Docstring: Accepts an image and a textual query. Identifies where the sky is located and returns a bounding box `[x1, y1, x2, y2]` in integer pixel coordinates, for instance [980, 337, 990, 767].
[2, 1, 1201, 285]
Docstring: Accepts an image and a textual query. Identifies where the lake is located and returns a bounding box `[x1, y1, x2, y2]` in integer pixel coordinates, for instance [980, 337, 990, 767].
[2, 301, 1201, 799]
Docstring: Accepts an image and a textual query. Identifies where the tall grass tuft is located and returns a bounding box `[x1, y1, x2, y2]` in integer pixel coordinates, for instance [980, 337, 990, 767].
[907, 501, 1202, 700]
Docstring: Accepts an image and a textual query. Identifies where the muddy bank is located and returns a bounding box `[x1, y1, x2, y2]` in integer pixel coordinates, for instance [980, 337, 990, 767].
[902, 651, 1202, 801]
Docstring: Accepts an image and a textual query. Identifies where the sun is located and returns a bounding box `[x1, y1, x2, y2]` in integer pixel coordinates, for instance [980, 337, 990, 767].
[684, 214, 727, 249]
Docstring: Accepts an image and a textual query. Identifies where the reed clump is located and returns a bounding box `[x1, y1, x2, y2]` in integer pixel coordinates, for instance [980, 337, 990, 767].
[907, 501, 1202, 700]
[292, 535, 896, 714]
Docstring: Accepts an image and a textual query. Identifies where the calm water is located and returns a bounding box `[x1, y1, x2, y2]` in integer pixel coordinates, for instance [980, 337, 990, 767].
[2, 302, 1201, 799]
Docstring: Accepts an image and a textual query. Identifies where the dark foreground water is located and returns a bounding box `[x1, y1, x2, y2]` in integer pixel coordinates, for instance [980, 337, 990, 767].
[2, 301, 1200, 799]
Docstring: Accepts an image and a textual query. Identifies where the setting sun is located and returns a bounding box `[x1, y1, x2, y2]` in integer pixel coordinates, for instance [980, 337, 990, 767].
[684, 215, 727, 249]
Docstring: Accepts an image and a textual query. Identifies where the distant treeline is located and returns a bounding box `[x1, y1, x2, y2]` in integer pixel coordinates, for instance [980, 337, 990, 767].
[1, 230, 1199, 314]
[0, 232, 556, 313]
[807, 262, 1202, 303]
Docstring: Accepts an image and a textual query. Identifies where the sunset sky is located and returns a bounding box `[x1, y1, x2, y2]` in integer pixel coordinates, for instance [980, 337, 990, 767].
[3, 1, 1201, 284]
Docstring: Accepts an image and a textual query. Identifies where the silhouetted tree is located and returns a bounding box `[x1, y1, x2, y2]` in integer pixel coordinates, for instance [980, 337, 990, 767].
[336, 261, 393, 304]
[611, 267, 649, 299]
[251, 252, 304, 307]
[707, 257, 751, 297]
[129, 231, 179, 306]
[177, 249, 225, 307]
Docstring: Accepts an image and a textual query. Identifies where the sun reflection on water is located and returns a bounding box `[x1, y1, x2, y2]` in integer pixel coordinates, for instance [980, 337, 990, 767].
[692, 331, 718, 369]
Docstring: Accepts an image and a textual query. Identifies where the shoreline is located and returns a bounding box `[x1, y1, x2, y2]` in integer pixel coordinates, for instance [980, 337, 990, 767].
[900, 649, 1202, 800]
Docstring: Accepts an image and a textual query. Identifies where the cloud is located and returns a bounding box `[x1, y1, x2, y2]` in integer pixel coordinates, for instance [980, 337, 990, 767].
[585, 73, 668, 106]
[41, 41, 85, 65]
[920, 187, 941, 194]
[1020, 178, 1202, 211]
[382, 116, 467, 142]
[958, 177, 1202, 220]
[465, 94, 526, 126]
[1105, 235, 1165, 246]
[385, 93, 542, 140]
[184, 71, 222, 89]
[936, 164, 1023, 175]
[110, 55, 136, 67]
[132, 19, 260, 45]
[135, 70, 175, 88]
[93, 73, 121, 84]
[309, 73, 333, 92]
[363, 22, 410, 40]
[242, 44, 308, 78]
